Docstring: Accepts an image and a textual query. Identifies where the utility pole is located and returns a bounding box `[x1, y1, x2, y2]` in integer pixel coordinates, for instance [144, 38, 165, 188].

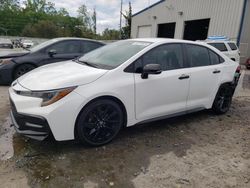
[119, 0, 123, 39]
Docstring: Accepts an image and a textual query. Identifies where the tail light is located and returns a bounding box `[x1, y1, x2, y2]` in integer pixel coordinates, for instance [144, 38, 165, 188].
[236, 65, 241, 73]
[247, 59, 250, 64]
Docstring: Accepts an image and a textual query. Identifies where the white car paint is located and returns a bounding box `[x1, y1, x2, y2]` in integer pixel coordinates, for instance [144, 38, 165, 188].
[9, 38, 239, 141]
[22, 40, 34, 48]
[206, 41, 240, 63]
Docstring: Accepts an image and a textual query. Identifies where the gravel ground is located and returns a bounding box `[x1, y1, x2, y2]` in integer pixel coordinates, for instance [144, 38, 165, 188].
[0, 70, 249, 188]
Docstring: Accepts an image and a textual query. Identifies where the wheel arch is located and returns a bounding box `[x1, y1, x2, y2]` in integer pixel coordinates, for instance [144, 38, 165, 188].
[12, 62, 38, 79]
[74, 95, 128, 139]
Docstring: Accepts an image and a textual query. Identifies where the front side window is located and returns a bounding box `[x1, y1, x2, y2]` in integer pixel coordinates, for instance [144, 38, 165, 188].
[46, 40, 81, 54]
[228, 42, 238, 51]
[186, 44, 210, 67]
[134, 44, 184, 72]
[208, 43, 228, 52]
[79, 40, 151, 69]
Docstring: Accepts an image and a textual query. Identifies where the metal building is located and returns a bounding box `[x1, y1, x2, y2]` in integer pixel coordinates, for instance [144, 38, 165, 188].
[131, 0, 250, 63]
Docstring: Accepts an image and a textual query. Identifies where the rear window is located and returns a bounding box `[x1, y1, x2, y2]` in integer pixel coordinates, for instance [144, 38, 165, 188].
[208, 43, 228, 52]
[228, 43, 238, 51]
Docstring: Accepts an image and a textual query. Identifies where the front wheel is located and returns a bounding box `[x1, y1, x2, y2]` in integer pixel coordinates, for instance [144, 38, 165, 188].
[76, 99, 124, 146]
[14, 64, 36, 79]
[212, 84, 233, 114]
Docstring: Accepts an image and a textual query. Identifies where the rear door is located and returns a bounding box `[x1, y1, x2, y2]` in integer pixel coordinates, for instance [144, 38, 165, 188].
[39, 40, 82, 65]
[134, 43, 190, 121]
[185, 44, 223, 110]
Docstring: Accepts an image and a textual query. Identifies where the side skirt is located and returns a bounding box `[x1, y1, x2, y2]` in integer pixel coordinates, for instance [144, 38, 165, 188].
[136, 107, 205, 125]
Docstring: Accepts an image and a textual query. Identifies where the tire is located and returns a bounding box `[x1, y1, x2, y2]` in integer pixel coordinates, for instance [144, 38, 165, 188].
[76, 99, 124, 146]
[212, 84, 233, 114]
[14, 64, 36, 79]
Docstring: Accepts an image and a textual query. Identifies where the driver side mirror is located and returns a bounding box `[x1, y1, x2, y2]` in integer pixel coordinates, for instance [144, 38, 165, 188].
[141, 64, 162, 79]
[48, 49, 57, 57]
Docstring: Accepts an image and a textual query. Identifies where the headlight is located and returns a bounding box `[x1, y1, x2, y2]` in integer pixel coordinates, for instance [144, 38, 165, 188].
[0, 58, 12, 66]
[14, 86, 77, 107]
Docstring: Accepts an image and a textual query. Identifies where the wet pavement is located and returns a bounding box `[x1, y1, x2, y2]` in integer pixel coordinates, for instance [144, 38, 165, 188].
[0, 70, 250, 188]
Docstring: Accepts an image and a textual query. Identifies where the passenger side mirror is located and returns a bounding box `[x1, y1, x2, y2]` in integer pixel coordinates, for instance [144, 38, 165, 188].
[48, 49, 57, 57]
[141, 64, 162, 79]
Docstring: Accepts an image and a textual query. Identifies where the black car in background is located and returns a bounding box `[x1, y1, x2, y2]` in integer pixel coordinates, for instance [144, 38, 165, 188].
[0, 38, 105, 85]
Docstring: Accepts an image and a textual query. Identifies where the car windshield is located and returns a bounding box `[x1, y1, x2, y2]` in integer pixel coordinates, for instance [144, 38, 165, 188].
[30, 38, 58, 52]
[78, 40, 152, 69]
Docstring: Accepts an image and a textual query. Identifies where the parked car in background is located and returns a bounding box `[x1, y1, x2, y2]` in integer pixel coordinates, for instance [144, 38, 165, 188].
[246, 58, 250, 69]
[0, 38, 13, 49]
[0, 37, 105, 85]
[21, 39, 34, 48]
[9, 39, 239, 146]
[205, 36, 240, 63]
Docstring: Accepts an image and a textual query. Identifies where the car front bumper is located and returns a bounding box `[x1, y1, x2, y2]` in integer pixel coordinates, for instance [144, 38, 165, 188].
[9, 84, 85, 141]
[0, 63, 15, 85]
[10, 98, 51, 140]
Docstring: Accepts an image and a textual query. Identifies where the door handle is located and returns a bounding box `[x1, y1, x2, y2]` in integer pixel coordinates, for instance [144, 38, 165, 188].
[179, 74, 190, 80]
[213, 70, 221, 74]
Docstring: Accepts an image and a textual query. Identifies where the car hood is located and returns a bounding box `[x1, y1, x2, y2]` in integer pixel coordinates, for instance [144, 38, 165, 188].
[0, 50, 29, 59]
[17, 60, 109, 91]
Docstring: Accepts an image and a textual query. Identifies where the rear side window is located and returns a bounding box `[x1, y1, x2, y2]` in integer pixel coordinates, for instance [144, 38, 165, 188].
[209, 50, 220, 65]
[82, 41, 104, 54]
[134, 44, 185, 72]
[208, 43, 228, 52]
[228, 43, 238, 50]
[186, 44, 210, 67]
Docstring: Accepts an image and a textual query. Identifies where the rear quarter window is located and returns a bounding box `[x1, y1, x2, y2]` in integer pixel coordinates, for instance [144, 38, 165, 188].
[228, 43, 238, 51]
[208, 43, 228, 52]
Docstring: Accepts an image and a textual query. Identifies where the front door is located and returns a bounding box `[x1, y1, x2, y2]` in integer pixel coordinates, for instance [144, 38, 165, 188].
[134, 43, 190, 121]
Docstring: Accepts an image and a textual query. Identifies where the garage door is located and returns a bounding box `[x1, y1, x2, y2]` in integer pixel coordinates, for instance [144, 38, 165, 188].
[137, 26, 152, 38]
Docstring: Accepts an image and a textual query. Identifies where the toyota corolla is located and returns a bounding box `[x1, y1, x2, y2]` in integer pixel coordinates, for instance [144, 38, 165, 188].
[9, 39, 239, 146]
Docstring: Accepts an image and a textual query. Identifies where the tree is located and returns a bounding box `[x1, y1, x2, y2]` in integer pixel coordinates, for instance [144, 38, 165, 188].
[101, 28, 120, 40]
[0, 0, 20, 11]
[121, 2, 132, 39]
[22, 20, 60, 38]
[92, 8, 97, 34]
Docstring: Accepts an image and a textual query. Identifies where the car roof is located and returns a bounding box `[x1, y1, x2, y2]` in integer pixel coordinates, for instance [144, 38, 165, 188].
[205, 40, 236, 44]
[54, 37, 105, 44]
[129, 38, 210, 46]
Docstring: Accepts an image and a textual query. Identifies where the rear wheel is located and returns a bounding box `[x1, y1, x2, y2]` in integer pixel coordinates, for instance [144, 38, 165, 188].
[14, 64, 36, 79]
[212, 84, 233, 114]
[76, 99, 124, 146]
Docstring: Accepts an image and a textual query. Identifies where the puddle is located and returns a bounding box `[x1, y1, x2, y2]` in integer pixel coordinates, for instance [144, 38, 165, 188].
[0, 117, 15, 161]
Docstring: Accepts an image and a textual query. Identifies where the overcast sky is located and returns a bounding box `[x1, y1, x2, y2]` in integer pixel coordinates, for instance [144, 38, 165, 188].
[48, 0, 159, 33]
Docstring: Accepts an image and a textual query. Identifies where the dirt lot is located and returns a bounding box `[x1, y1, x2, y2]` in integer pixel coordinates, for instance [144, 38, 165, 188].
[0, 70, 250, 188]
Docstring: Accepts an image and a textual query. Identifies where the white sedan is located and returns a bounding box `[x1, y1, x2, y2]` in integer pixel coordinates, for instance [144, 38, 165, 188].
[9, 38, 239, 146]
[22, 40, 34, 48]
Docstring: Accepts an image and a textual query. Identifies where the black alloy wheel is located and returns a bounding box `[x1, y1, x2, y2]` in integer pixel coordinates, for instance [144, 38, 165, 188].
[76, 99, 124, 146]
[14, 64, 36, 79]
[212, 85, 233, 114]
